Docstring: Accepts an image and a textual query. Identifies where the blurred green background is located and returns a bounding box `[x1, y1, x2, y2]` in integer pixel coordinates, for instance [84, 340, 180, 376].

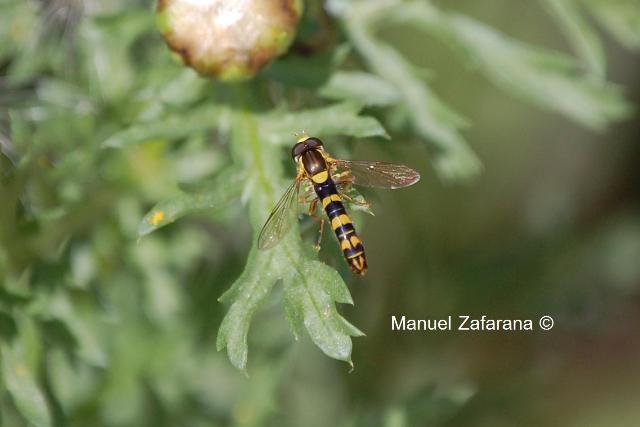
[1, 1, 640, 426]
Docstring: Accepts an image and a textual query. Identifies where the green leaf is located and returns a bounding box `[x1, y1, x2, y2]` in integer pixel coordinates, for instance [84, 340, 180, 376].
[138, 168, 244, 236]
[449, 14, 631, 129]
[36, 78, 96, 112]
[30, 289, 107, 367]
[257, 102, 389, 146]
[319, 71, 401, 106]
[154, 69, 208, 107]
[79, 11, 154, 103]
[344, 2, 482, 181]
[384, 408, 408, 427]
[216, 247, 280, 372]
[584, 0, 640, 49]
[264, 51, 335, 88]
[390, 1, 632, 130]
[0, 2, 38, 62]
[542, 0, 606, 79]
[217, 239, 363, 371]
[1, 334, 51, 427]
[263, 44, 352, 88]
[0, 284, 32, 309]
[0, 311, 17, 340]
[103, 105, 224, 148]
[283, 260, 363, 362]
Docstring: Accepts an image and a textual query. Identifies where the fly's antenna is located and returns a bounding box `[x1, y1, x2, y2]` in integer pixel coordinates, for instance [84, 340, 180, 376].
[294, 129, 308, 142]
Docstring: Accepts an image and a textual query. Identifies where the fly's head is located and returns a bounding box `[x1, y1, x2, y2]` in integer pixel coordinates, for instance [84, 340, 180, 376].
[291, 137, 327, 180]
[291, 136, 324, 161]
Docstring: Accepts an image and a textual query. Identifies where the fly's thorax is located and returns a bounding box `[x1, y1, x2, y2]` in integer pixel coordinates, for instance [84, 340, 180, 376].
[301, 149, 329, 184]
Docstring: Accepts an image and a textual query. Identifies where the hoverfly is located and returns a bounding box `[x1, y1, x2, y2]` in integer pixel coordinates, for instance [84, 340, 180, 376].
[257, 136, 420, 275]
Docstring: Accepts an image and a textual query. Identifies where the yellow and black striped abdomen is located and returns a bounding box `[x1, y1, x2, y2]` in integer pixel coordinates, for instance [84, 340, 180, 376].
[315, 179, 368, 275]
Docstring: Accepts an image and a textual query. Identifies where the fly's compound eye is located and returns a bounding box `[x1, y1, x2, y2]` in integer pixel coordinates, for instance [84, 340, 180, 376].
[305, 137, 324, 150]
[291, 137, 324, 159]
[291, 141, 307, 159]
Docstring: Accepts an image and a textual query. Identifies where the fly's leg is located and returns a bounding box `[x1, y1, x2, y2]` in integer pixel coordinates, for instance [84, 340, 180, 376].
[335, 178, 374, 214]
[298, 192, 316, 204]
[334, 172, 357, 197]
[343, 191, 370, 207]
[336, 182, 372, 210]
[298, 182, 316, 204]
[332, 170, 353, 184]
[307, 198, 325, 251]
[315, 217, 325, 251]
[298, 194, 316, 204]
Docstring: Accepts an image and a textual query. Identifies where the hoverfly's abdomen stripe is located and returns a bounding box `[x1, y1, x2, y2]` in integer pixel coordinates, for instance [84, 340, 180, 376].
[336, 224, 355, 239]
[314, 179, 368, 275]
[326, 202, 343, 217]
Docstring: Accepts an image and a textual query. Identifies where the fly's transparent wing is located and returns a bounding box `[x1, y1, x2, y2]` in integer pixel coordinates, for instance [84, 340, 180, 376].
[333, 159, 420, 189]
[258, 179, 301, 250]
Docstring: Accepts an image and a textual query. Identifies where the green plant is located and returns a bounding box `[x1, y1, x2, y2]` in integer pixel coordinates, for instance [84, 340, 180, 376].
[143, 0, 636, 371]
[0, 0, 638, 425]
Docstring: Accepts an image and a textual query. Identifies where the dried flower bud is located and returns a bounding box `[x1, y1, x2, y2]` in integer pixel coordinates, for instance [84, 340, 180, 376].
[157, 0, 302, 81]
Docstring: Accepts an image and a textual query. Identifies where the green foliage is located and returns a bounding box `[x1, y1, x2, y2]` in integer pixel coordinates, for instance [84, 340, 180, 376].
[210, 96, 367, 373]
[584, 0, 640, 49]
[543, 0, 606, 78]
[341, 0, 633, 178]
[2, 322, 51, 427]
[0, 0, 638, 425]
[138, 167, 244, 236]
